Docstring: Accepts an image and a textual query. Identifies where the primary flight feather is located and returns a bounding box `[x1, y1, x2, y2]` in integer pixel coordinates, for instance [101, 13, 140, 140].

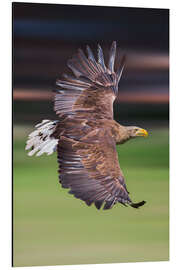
[26, 41, 148, 210]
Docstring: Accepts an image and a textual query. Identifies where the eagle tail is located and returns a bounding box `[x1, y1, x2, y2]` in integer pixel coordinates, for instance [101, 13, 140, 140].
[25, 120, 59, 156]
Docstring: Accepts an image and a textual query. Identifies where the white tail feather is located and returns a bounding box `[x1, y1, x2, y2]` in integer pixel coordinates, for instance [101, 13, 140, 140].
[26, 120, 58, 156]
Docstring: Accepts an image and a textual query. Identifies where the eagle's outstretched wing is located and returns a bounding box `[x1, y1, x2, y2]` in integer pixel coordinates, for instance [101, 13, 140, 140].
[58, 128, 145, 210]
[54, 41, 125, 120]
[58, 128, 130, 210]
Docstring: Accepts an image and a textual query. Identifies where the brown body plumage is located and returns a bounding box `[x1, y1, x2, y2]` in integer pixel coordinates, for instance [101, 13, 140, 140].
[26, 41, 148, 210]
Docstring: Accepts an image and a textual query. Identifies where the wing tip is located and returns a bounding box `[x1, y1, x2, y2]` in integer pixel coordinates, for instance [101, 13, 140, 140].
[62, 41, 126, 94]
[130, 200, 146, 209]
[94, 200, 104, 210]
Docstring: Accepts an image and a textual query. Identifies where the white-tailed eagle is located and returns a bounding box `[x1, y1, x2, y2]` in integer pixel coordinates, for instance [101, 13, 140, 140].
[26, 42, 148, 210]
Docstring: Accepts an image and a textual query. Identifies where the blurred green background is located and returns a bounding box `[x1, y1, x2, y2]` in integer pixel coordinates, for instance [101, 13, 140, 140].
[13, 126, 169, 267]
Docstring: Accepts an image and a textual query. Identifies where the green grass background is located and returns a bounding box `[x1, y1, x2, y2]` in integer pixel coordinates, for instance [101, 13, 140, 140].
[13, 126, 169, 267]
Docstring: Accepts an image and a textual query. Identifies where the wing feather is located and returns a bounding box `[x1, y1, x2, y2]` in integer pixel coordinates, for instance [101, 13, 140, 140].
[54, 42, 125, 119]
[86, 45, 97, 63]
[57, 129, 132, 210]
[108, 41, 116, 73]
[97, 44, 106, 71]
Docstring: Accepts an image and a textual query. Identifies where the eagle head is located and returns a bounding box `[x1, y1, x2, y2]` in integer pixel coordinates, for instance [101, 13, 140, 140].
[127, 126, 148, 138]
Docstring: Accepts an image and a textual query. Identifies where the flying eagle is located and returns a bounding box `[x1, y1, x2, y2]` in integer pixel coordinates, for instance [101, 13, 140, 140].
[26, 41, 148, 210]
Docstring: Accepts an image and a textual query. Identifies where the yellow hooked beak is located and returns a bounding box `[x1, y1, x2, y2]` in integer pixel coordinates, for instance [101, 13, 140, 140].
[136, 128, 148, 137]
